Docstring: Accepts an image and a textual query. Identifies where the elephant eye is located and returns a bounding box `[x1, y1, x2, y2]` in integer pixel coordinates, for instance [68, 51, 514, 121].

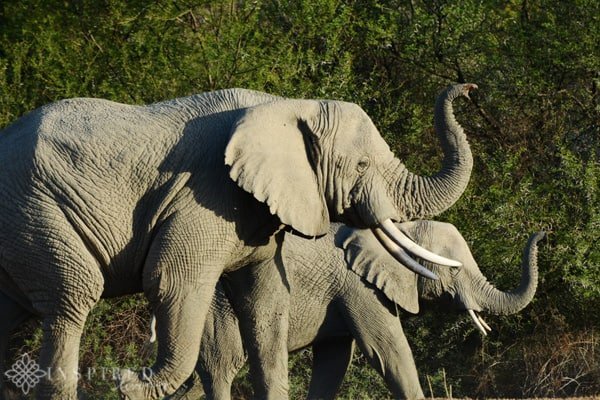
[356, 156, 370, 174]
[450, 266, 461, 277]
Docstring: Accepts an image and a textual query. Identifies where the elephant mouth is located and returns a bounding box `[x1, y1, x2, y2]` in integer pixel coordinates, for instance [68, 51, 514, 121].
[339, 205, 371, 229]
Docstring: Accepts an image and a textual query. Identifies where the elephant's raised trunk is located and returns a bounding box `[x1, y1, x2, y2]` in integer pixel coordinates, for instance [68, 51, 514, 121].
[386, 84, 475, 221]
[473, 231, 545, 317]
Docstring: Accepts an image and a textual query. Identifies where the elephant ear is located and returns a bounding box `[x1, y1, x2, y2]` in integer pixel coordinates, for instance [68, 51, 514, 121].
[335, 225, 419, 314]
[225, 100, 329, 237]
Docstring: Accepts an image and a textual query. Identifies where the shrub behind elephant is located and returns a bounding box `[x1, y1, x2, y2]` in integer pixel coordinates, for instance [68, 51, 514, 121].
[169, 221, 544, 400]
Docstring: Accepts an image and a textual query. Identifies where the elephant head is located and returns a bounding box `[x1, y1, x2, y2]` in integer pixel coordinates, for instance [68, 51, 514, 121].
[337, 220, 544, 334]
[226, 84, 476, 276]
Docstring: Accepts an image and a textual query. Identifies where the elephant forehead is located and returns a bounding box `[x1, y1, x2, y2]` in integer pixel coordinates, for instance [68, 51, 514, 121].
[332, 122, 392, 158]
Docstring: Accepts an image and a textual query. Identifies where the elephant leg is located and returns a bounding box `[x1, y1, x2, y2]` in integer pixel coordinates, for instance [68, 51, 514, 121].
[224, 256, 289, 400]
[0, 291, 34, 398]
[198, 366, 237, 400]
[36, 285, 102, 399]
[119, 273, 220, 400]
[307, 337, 355, 400]
[0, 291, 31, 368]
[36, 313, 94, 400]
[36, 273, 102, 399]
[1, 210, 109, 400]
[164, 370, 205, 400]
[2, 252, 103, 399]
[195, 282, 246, 400]
[358, 323, 424, 400]
[119, 221, 224, 400]
[201, 376, 232, 400]
[343, 288, 424, 399]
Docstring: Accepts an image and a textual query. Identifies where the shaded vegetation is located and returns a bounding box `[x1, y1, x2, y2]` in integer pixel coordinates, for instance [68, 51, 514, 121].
[1, 0, 598, 398]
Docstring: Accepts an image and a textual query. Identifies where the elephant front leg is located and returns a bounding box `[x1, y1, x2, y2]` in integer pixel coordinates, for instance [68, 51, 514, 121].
[353, 316, 425, 399]
[307, 337, 355, 400]
[225, 257, 290, 400]
[118, 263, 222, 400]
[344, 292, 425, 399]
[195, 281, 247, 400]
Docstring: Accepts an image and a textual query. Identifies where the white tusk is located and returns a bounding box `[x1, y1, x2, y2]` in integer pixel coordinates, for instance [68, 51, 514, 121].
[149, 315, 157, 343]
[373, 228, 439, 280]
[478, 314, 492, 332]
[468, 309, 488, 336]
[380, 219, 463, 267]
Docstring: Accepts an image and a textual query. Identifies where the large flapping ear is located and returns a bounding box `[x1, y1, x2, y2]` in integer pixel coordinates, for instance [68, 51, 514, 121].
[225, 99, 329, 237]
[335, 225, 419, 313]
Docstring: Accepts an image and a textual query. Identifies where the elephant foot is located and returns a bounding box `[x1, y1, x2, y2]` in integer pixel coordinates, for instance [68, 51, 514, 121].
[163, 371, 204, 400]
[117, 368, 170, 400]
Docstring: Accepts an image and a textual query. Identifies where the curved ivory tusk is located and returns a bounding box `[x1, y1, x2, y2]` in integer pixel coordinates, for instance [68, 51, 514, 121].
[149, 315, 157, 343]
[478, 314, 492, 332]
[468, 309, 489, 336]
[373, 228, 439, 280]
[380, 219, 463, 267]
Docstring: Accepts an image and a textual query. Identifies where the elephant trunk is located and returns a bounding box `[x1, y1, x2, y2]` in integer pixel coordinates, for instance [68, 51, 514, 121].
[474, 232, 545, 316]
[385, 84, 475, 221]
[358, 84, 477, 279]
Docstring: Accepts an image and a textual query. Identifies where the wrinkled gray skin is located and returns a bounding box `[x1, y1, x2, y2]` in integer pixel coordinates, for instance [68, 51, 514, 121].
[0, 85, 473, 399]
[169, 221, 543, 400]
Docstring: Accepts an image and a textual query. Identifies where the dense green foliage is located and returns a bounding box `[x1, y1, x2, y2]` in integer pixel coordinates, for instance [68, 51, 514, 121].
[1, 0, 598, 398]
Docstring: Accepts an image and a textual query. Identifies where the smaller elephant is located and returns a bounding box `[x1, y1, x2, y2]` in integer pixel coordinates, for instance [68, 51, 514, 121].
[167, 221, 544, 400]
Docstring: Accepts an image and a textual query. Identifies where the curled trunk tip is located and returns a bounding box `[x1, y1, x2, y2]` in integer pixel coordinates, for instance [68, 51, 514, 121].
[390, 83, 475, 220]
[477, 231, 545, 315]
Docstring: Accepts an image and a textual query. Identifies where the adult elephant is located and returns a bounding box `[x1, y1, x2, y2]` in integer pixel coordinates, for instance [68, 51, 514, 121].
[169, 221, 544, 400]
[0, 84, 474, 399]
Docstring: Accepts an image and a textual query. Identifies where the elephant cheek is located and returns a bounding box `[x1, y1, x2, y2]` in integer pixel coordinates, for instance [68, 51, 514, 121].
[352, 175, 398, 227]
